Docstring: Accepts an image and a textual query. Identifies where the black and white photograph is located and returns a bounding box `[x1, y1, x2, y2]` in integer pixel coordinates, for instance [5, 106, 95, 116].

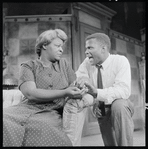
[3, 2, 145, 147]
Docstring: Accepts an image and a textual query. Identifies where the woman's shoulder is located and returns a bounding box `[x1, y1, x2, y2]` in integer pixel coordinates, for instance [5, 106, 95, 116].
[20, 59, 39, 69]
[59, 58, 70, 67]
[60, 58, 68, 63]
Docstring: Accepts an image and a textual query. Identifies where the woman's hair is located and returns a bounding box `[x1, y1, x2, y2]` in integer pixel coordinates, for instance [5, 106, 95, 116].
[35, 29, 68, 58]
[85, 33, 111, 51]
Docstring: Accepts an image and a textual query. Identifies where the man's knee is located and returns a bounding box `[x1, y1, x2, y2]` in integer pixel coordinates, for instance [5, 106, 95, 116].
[111, 99, 128, 115]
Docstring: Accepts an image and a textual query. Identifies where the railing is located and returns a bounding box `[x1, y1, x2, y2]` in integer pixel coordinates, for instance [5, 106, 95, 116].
[4, 14, 72, 22]
[110, 29, 143, 46]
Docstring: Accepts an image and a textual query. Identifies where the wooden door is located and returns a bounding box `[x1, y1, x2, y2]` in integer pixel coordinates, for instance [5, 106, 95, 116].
[79, 23, 105, 137]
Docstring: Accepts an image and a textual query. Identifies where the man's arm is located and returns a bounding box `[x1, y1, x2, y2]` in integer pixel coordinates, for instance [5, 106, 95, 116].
[75, 58, 92, 88]
[85, 56, 131, 104]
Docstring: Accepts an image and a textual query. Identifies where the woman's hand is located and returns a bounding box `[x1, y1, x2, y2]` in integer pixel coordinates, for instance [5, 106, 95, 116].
[65, 86, 83, 99]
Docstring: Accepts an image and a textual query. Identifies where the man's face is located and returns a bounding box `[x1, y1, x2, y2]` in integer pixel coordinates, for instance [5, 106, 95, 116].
[85, 38, 103, 65]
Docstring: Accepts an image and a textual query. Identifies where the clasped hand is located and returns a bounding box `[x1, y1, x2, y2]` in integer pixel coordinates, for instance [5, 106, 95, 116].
[65, 76, 98, 100]
[68, 77, 104, 118]
[65, 77, 90, 99]
[65, 86, 86, 99]
[75, 77, 97, 98]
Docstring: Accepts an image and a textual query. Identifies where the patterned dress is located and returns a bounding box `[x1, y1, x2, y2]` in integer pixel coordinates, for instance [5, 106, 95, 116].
[3, 58, 76, 147]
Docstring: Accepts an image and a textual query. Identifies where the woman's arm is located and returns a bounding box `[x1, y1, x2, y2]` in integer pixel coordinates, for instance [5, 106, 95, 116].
[20, 81, 82, 103]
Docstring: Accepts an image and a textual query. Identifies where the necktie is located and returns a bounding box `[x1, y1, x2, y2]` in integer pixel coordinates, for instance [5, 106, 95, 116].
[97, 65, 105, 116]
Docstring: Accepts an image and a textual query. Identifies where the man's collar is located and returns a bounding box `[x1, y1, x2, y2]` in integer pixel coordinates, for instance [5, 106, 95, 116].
[96, 53, 110, 70]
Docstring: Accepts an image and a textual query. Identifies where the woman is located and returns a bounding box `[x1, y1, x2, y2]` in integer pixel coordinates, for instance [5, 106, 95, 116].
[3, 29, 83, 147]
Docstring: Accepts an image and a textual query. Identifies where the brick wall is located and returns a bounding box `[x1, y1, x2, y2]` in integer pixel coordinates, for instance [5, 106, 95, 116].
[110, 30, 145, 130]
[3, 17, 72, 81]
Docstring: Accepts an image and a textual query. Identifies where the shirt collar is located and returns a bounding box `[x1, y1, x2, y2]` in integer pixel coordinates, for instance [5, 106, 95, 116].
[98, 53, 111, 70]
[37, 59, 60, 72]
[52, 61, 60, 72]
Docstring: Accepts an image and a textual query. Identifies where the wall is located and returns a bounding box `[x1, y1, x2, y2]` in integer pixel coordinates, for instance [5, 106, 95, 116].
[3, 16, 72, 81]
[110, 30, 145, 130]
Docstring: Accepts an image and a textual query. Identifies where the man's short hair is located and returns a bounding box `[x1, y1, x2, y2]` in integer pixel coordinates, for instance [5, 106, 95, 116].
[85, 33, 111, 50]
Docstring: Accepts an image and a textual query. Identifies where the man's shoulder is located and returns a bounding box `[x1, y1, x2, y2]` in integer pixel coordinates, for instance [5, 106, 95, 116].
[110, 54, 128, 62]
[109, 54, 130, 68]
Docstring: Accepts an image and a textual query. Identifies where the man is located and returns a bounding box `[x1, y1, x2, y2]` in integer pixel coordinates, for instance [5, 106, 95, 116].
[74, 33, 134, 146]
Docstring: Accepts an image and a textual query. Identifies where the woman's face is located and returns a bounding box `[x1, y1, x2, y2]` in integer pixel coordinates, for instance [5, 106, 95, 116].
[45, 37, 64, 62]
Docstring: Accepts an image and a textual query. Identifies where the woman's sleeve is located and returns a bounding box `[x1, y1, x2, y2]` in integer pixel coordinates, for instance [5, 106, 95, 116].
[18, 61, 35, 90]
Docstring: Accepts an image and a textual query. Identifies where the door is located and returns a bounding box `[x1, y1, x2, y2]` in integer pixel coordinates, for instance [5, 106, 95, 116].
[79, 22, 105, 137]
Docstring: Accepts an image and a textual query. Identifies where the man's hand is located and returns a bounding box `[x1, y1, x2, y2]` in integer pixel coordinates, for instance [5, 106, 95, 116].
[93, 102, 102, 118]
[75, 77, 91, 89]
[84, 82, 97, 98]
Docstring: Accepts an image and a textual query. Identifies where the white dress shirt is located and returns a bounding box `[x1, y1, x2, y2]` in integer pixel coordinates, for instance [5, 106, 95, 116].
[76, 54, 131, 105]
